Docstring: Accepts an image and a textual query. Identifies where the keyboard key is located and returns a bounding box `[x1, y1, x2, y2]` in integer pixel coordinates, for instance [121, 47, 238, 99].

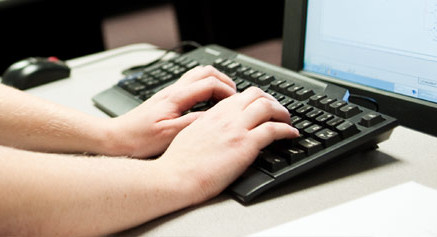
[143, 79, 160, 87]
[250, 71, 265, 81]
[233, 78, 244, 85]
[295, 88, 315, 100]
[308, 94, 327, 107]
[303, 124, 323, 136]
[326, 116, 344, 128]
[270, 79, 285, 90]
[125, 82, 146, 95]
[243, 69, 257, 79]
[298, 138, 323, 155]
[150, 69, 164, 76]
[287, 102, 304, 112]
[138, 90, 154, 101]
[279, 147, 306, 164]
[173, 56, 188, 64]
[277, 82, 294, 93]
[359, 112, 385, 127]
[338, 104, 361, 118]
[315, 113, 333, 124]
[219, 59, 233, 69]
[314, 128, 340, 147]
[290, 115, 302, 125]
[160, 62, 175, 70]
[185, 60, 200, 69]
[236, 66, 250, 76]
[295, 105, 313, 115]
[178, 57, 195, 67]
[167, 65, 187, 76]
[237, 81, 252, 91]
[336, 121, 360, 138]
[286, 85, 303, 98]
[294, 120, 312, 131]
[257, 152, 288, 173]
[257, 75, 275, 85]
[319, 97, 337, 111]
[328, 100, 347, 114]
[117, 79, 134, 88]
[213, 58, 225, 67]
[226, 62, 241, 72]
[280, 97, 294, 107]
[266, 89, 284, 101]
[305, 109, 323, 121]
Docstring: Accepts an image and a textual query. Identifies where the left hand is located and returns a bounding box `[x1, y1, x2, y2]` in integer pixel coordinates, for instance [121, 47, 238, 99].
[105, 65, 236, 158]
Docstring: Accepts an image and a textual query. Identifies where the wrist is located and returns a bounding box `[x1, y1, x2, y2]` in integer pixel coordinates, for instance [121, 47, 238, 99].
[135, 158, 201, 217]
[156, 152, 217, 206]
[91, 118, 135, 157]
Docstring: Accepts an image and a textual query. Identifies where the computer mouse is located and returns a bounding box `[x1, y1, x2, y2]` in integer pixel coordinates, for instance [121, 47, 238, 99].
[1, 57, 71, 90]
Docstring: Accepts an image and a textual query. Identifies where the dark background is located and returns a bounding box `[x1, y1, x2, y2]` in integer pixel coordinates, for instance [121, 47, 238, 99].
[0, 0, 284, 73]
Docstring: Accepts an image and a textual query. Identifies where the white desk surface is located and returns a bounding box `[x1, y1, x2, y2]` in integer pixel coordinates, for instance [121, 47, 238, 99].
[27, 44, 437, 236]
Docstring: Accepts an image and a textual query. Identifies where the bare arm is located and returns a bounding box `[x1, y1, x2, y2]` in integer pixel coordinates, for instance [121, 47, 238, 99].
[0, 145, 196, 236]
[0, 66, 236, 158]
[0, 64, 299, 236]
[0, 83, 112, 154]
[0, 87, 299, 236]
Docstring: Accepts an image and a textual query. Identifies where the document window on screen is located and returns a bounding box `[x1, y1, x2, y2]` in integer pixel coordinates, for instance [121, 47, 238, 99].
[304, 0, 437, 103]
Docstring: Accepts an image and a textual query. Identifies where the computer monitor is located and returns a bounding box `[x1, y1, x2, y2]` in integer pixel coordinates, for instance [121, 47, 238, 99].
[282, 0, 437, 137]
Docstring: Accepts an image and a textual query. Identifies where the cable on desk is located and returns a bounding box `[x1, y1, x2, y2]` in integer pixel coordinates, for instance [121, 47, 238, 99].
[69, 47, 164, 70]
[122, 41, 202, 75]
[69, 41, 202, 72]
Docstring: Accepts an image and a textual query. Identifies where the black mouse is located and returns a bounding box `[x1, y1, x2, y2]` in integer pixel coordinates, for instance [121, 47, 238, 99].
[1, 57, 71, 90]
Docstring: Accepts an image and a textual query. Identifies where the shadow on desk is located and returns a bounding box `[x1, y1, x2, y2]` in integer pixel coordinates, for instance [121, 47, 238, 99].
[114, 149, 399, 236]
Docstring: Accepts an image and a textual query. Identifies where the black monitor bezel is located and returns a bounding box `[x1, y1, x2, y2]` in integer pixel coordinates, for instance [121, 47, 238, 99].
[281, 0, 437, 137]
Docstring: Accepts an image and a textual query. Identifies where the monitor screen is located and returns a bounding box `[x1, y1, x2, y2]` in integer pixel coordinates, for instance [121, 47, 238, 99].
[304, 0, 437, 104]
[282, 0, 437, 136]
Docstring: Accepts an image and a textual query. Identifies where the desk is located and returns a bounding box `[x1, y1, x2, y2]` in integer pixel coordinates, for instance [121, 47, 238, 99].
[27, 44, 437, 236]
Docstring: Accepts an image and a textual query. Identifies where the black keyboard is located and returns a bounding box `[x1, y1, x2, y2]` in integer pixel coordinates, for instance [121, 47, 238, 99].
[92, 45, 398, 203]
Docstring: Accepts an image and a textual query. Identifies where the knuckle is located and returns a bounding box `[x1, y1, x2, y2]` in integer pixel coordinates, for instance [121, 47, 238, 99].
[263, 122, 277, 134]
[204, 76, 219, 86]
[203, 65, 217, 72]
[179, 65, 203, 79]
[256, 97, 274, 109]
[245, 86, 264, 96]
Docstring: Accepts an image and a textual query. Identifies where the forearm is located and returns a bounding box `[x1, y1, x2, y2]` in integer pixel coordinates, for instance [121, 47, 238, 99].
[0, 85, 122, 155]
[0, 146, 194, 236]
[0, 66, 238, 158]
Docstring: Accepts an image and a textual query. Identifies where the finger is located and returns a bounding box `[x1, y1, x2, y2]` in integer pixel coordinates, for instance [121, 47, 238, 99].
[163, 111, 203, 132]
[241, 97, 291, 129]
[170, 76, 237, 112]
[179, 65, 236, 90]
[234, 87, 277, 110]
[248, 121, 300, 150]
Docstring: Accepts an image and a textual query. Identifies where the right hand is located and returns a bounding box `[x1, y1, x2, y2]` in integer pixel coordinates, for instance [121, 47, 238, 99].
[158, 87, 300, 204]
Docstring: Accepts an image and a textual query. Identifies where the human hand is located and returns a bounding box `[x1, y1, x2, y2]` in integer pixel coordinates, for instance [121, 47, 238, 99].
[106, 65, 236, 158]
[158, 87, 300, 204]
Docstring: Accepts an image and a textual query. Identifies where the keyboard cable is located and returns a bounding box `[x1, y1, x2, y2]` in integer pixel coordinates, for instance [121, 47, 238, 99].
[67, 40, 202, 72]
[349, 94, 379, 112]
[121, 40, 202, 75]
